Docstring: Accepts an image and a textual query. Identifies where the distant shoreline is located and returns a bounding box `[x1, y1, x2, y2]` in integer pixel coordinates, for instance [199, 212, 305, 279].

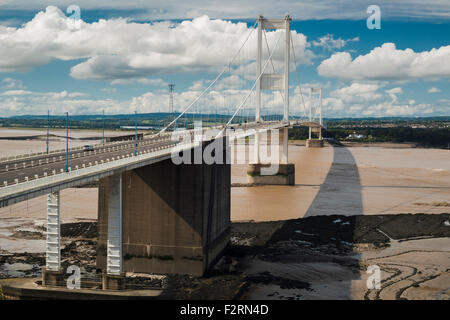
[289, 139, 449, 149]
[0, 128, 448, 150]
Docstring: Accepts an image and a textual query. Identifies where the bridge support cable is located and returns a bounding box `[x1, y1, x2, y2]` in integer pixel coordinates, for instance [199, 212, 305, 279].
[256, 15, 262, 122]
[283, 15, 291, 122]
[309, 88, 322, 123]
[307, 87, 323, 140]
[263, 29, 286, 108]
[216, 29, 284, 138]
[257, 15, 291, 124]
[290, 31, 308, 121]
[155, 20, 258, 136]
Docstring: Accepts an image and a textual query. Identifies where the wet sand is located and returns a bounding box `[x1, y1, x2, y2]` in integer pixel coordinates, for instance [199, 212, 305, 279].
[244, 235, 450, 300]
[227, 213, 450, 301]
[0, 188, 98, 222]
[1, 133, 449, 300]
[2, 214, 448, 300]
[0, 188, 97, 253]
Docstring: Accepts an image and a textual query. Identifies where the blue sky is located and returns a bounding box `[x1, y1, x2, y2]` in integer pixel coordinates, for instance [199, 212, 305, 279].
[0, 1, 449, 118]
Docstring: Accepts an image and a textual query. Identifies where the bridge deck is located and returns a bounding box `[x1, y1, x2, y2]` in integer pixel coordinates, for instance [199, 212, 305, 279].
[0, 121, 294, 207]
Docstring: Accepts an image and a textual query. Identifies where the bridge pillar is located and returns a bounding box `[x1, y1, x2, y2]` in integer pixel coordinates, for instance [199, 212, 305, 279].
[101, 172, 125, 289]
[306, 126, 324, 148]
[282, 127, 288, 164]
[306, 87, 324, 148]
[247, 128, 295, 185]
[42, 191, 64, 287]
[97, 139, 231, 277]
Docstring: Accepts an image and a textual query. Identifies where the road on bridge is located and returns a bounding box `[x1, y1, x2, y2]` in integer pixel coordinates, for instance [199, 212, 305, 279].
[0, 135, 174, 186]
[0, 122, 278, 187]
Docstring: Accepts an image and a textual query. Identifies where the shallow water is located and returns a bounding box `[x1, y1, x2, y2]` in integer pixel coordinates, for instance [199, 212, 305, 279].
[0, 262, 39, 278]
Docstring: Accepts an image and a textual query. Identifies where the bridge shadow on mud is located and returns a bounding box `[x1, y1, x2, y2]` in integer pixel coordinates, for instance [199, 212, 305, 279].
[264, 142, 365, 299]
[305, 142, 363, 217]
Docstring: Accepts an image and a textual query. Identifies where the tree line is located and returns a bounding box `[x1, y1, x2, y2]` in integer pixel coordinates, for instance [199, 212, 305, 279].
[288, 126, 450, 148]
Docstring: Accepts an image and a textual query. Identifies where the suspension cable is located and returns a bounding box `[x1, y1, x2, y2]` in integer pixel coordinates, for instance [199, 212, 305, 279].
[263, 29, 285, 105]
[155, 20, 258, 136]
[217, 30, 283, 137]
[290, 31, 308, 120]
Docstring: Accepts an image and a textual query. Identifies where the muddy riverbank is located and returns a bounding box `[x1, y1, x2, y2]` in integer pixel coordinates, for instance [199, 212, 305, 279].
[1, 213, 449, 300]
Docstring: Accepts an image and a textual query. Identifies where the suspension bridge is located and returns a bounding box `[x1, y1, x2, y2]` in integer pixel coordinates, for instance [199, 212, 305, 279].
[0, 14, 326, 290]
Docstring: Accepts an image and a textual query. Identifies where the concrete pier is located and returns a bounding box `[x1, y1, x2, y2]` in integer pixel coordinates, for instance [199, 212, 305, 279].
[306, 139, 324, 148]
[41, 267, 64, 287]
[247, 128, 295, 185]
[97, 139, 231, 276]
[247, 163, 295, 185]
[102, 270, 126, 290]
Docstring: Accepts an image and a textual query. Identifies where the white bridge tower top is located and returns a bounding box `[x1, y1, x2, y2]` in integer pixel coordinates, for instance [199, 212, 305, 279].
[256, 14, 291, 123]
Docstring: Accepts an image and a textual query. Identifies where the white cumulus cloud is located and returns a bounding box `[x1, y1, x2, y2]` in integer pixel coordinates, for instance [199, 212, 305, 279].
[385, 87, 403, 102]
[0, 6, 314, 83]
[321, 82, 445, 117]
[317, 43, 450, 80]
[330, 82, 382, 103]
[312, 34, 359, 50]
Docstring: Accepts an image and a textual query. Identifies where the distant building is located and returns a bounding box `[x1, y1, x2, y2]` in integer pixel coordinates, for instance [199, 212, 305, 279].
[347, 133, 365, 139]
[120, 126, 157, 130]
[106, 133, 144, 142]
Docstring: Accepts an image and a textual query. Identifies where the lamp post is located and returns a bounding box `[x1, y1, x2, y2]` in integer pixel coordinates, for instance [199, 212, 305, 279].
[157, 108, 160, 131]
[134, 110, 138, 156]
[65, 112, 69, 172]
[46, 110, 49, 154]
[102, 109, 105, 145]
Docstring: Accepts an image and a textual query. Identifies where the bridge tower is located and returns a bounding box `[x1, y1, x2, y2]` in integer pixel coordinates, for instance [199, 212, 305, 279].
[248, 14, 295, 185]
[306, 87, 324, 148]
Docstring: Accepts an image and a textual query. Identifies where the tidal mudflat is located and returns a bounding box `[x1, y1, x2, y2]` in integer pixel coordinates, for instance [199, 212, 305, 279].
[0, 133, 449, 299]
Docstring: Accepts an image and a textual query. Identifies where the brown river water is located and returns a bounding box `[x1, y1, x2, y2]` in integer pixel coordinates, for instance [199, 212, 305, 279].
[1, 141, 449, 223]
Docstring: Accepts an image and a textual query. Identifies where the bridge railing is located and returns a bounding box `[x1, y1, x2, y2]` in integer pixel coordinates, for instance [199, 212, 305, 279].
[0, 131, 174, 164]
[0, 138, 180, 191]
[0, 121, 283, 164]
[0, 122, 286, 190]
